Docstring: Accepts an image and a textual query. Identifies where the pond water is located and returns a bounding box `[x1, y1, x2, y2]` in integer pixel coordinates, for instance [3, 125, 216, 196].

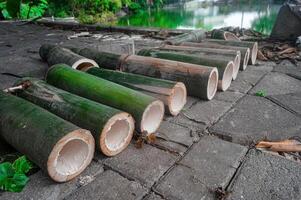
[118, 0, 284, 35]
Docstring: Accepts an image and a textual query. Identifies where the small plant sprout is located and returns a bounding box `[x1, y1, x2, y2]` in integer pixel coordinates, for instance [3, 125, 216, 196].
[256, 90, 266, 97]
[0, 156, 33, 192]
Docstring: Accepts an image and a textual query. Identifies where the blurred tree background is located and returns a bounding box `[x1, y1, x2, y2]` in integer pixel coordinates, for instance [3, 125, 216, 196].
[0, 0, 164, 24]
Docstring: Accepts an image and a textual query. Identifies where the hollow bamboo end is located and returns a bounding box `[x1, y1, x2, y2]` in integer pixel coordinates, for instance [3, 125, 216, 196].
[141, 100, 165, 135]
[218, 61, 233, 91]
[242, 48, 250, 71]
[47, 129, 95, 182]
[100, 112, 135, 156]
[250, 42, 258, 65]
[232, 52, 241, 80]
[72, 59, 99, 70]
[224, 32, 240, 41]
[168, 82, 187, 116]
[207, 68, 218, 100]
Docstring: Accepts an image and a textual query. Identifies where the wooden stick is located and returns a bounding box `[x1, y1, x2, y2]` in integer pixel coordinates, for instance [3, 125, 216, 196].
[180, 41, 250, 70]
[83, 67, 187, 116]
[15, 78, 134, 156]
[0, 91, 95, 182]
[46, 64, 164, 135]
[137, 49, 233, 91]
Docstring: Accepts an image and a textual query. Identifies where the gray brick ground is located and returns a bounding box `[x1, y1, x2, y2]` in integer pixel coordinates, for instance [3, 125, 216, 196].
[228, 65, 271, 93]
[210, 95, 301, 145]
[0, 161, 104, 200]
[182, 100, 233, 125]
[155, 136, 247, 200]
[156, 120, 196, 147]
[268, 92, 301, 117]
[143, 193, 164, 200]
[249, 72, 301, 96]
[227, 149, 301, 200]
[273, 59, 301, 80]
[0, 74, 19, 90]
[214, 91, 245, 103]
[152, 138, 187, 156]
[65, 170, 148, 200]
[103, 144, 178, 187]
[167, 113, 207, 132]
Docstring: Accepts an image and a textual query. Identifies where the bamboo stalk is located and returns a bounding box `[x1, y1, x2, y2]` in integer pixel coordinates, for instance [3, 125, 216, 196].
[211, 29, 240, 41]
[15, 78, 134, 156]
[46, 64, 164, 135]
[165, 30, 206, 45]
[137, 49, 233, 91]
[159, 44, 241, 80]
[180, 41, 250, 70]
[0, 91, 95, 182]
[204, 39, 258, 65]
[83, 67, 186, 116]
[66, 47, 219, 100]
[39, 44, 99, 70]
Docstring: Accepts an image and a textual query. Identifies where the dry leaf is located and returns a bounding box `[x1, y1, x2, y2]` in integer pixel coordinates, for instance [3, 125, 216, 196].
[278, 47, 296, 55]
[257, 50, 268, 61]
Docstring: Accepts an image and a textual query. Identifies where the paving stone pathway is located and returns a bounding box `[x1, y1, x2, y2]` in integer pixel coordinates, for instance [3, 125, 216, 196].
[0, 22, 301, 200]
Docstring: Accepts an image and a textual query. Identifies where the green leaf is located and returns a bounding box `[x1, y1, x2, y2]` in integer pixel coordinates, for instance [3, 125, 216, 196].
[6, 0, 21, 18]
[0, 162, 14, 183]
[12, 156, 32, 174]
[255, 90, 266, 97]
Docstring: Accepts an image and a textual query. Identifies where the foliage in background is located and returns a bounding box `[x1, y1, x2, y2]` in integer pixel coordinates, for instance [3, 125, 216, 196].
[0, 156, 33, 192]
[0, 0, 48, 19]
[0, 0, 165, 22]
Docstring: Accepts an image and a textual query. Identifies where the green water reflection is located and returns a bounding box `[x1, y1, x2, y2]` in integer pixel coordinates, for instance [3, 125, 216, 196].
[118, 0, 284, 35]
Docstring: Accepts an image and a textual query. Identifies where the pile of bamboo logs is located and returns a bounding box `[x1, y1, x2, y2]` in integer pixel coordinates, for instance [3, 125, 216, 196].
[0, 29, 258, 183]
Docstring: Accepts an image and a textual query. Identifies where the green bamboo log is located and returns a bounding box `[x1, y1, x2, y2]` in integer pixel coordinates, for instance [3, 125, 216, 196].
[165, 30, 206, 45]
[66, 47, 219, 100]
[158, 44, 241, 80]
[46, 64, 164, 135]
[83, 67, 187, 116]
[68, 47, 121, 70]
[0, 91, 95, 182]
[15, 78, 134, 156]
[180, 41, 250, 70]
[204, 39, 258, 65]
[39, 44, 99, 70]
[211, 29, 240, 41]
[137, 49, 233, 91]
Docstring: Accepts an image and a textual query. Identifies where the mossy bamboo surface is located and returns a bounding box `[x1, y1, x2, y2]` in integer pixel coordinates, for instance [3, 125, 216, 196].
[84, 67, 186, 115]
[46, 64, 164, 134]
[180, 41, 250, 70]
[0, 91, 94, 182]
[67, 47, 218, 100]
[15, 78, 134, 156]
[39, 44, 98, 69]
[137, 49, 233, 91]
[204, 39, 257, 64]
[165, 30, 206, 45]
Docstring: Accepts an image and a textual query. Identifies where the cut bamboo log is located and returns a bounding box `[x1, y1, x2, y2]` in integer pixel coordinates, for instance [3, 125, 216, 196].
[15, 78, 134, 156]
[0, 91, 95, 182]
[180, 41, 250, 70]
[204, 39, 258, 65]
[39, 44, 99, 70]
[137, 49, 233, 91]
[46, 64, 164, 135]
[165, 30, 206, 45]
[82, 67, 186, 116]
[158, 44, 241, 80]
[66, 47, 219, 100]
[211, 29, 240, 41]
